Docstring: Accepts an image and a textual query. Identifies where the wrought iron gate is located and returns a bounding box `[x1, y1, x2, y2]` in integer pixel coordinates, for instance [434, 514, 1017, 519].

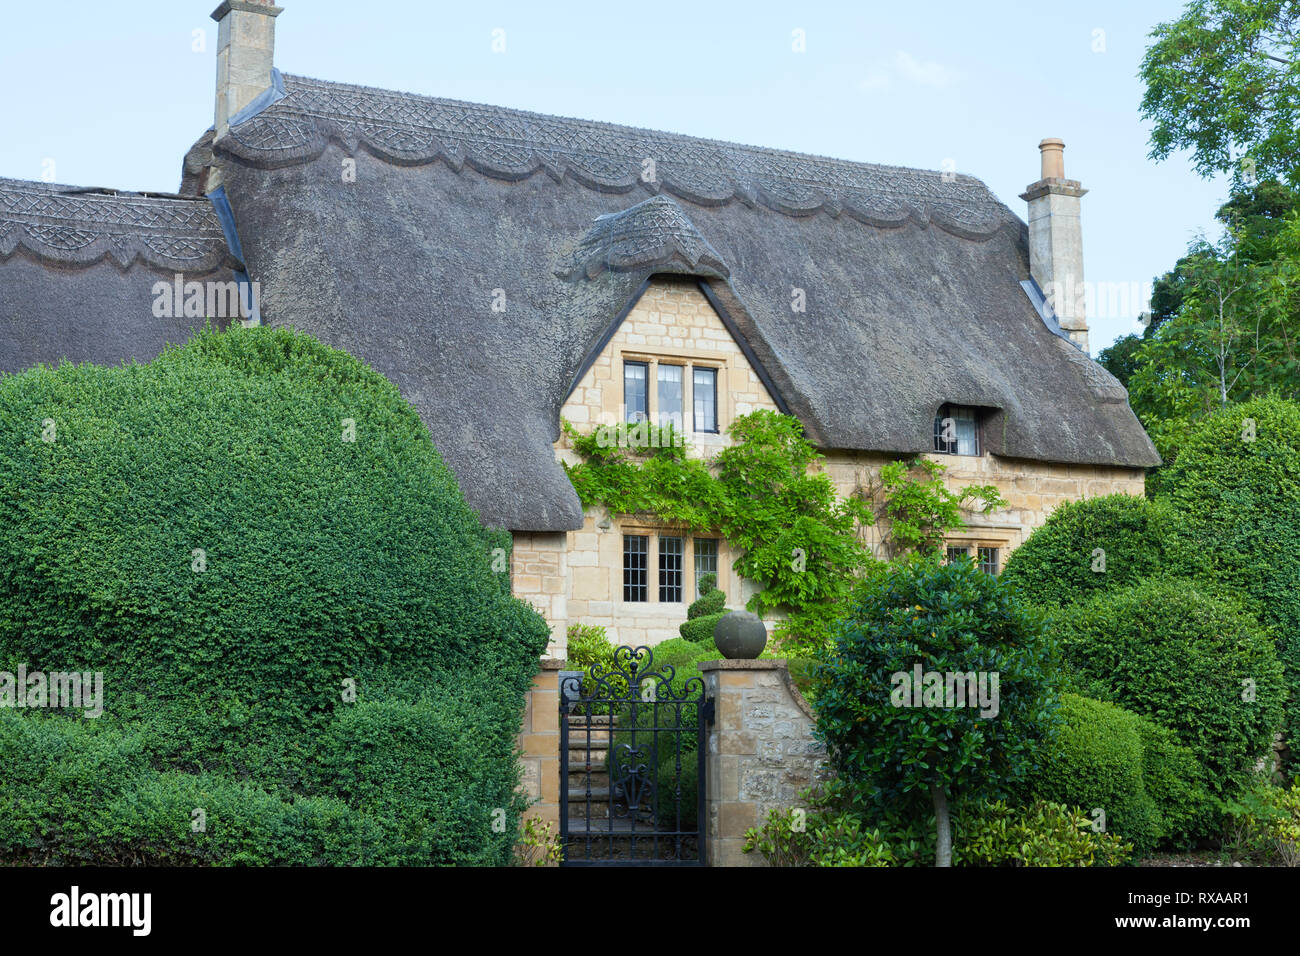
[559, 646, 712, 866]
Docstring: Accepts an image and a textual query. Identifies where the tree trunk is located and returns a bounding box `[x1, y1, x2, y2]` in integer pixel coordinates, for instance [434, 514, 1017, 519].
[931, 783, 952, 867]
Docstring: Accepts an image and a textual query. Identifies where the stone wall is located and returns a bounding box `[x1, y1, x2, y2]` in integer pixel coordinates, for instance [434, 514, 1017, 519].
[516, 659, 563, 864]
[512, 533, 568, 658]
[556, 276, 780, 443]
[698, 660, 831, 867]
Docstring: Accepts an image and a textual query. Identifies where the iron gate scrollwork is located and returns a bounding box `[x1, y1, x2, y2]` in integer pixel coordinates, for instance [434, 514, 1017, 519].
[559, 645, 713, 866]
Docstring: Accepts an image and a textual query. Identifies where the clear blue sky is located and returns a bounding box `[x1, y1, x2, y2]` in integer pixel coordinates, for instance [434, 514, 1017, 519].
[0, 0, 1230, 354]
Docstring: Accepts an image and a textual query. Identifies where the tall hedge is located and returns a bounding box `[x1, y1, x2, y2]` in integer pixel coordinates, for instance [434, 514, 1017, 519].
[1158, 397, 1300, 758]
[0, 327, 549, 864]
[1051, 579, 1284, 795]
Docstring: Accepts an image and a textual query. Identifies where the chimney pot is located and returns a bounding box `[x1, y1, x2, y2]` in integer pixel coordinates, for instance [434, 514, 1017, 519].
[1038, 138, 1066, 180]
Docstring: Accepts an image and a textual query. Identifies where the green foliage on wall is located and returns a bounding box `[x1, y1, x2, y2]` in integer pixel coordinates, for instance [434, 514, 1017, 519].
[563, 410, 1005, 653]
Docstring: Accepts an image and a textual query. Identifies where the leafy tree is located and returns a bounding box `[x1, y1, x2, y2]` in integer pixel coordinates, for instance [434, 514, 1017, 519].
[1141, 0, 1300, 186]
[1126, 223, 1298, 468]
[1097, 333, 1148, 389]
[812, 556, 1061, 866]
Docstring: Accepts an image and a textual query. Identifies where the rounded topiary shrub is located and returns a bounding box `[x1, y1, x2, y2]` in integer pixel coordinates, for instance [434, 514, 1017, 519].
[1052, 579, 1284, 795]
[1026, 694, 1211, 852]
[1158, 397, 1300, 760]
[680, 574, 728, 644]
[0, 326, 549, 864]
[1000, 494, 1201, 607]
[1135, 715, 1215, 845]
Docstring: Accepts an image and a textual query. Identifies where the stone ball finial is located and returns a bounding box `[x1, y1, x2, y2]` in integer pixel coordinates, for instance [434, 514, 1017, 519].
[713, 611, 769, 660]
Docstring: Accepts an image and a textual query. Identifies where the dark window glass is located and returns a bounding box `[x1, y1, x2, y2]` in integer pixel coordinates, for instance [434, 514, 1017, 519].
[934, 404, 980, 456]
[693, 367, 718, 433]
[694, 538, 718, 594]
[624, 534, 648, 601]
[978, 547, 1000, 575]
[624, 361, 648, 424]
[946, 546, 970, 564]
[658, 364, 683, 432]
[659, 536, 683, 603]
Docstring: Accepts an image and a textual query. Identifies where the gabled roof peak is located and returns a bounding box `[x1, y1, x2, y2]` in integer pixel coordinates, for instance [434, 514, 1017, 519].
[559, 195, 728, 282]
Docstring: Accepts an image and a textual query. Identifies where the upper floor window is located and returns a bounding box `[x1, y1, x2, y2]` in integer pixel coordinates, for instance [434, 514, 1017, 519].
[693, 367, 718, 433]
[624, 361, 649, 424]
[623, 358, 721, 436]
[934, 404, 980, 456]
[657, 364, 683, 430]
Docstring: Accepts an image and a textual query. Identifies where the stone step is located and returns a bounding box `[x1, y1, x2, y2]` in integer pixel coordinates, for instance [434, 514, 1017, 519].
[566, 714, 617, 727]
[567, 786, 613, 802]
[564, 819, 657, 836]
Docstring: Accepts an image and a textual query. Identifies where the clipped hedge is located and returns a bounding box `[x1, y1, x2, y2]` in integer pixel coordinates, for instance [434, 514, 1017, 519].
[1135, 716, 1215, 844]
[1159, 397, 1300, 759]
[1000, 494, 1201, 607]
[1026, 694, 1212, 852]
[680, 574, 728, 644]
[1051, 580, 1284, 795]
[0, 327, 549, 864]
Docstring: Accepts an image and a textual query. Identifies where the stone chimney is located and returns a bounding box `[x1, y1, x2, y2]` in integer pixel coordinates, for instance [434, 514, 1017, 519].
[1020, 138, 1088, 353]
[211, 1, 283, 141]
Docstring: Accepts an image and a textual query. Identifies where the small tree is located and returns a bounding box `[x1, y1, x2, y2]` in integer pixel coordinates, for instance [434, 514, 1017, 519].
[812, 556, 1061, 866]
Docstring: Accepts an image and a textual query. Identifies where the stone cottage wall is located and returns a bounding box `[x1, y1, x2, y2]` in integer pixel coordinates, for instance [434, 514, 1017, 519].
[821, 450, 1146, 560]
[512, 533, 567, 658]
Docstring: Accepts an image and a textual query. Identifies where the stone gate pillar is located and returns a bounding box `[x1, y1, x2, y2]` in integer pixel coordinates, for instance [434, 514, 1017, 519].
[697, 660, 830, 867]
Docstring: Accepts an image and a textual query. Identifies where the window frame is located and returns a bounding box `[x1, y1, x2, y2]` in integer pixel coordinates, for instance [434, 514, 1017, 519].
[933, 403, 982, 457]
[624, 360, 649, 425]
[658, 534, 684, 603]
[656, 363, 684, 432]
[693, 537, 718, 597]
[623, 533, 649, 602]
[692, 365, 719, 434]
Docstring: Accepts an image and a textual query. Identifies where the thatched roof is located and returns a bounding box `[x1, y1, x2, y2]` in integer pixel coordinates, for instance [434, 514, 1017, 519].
[208, 73, 1157, 530]
[0, 177, 240, 373]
